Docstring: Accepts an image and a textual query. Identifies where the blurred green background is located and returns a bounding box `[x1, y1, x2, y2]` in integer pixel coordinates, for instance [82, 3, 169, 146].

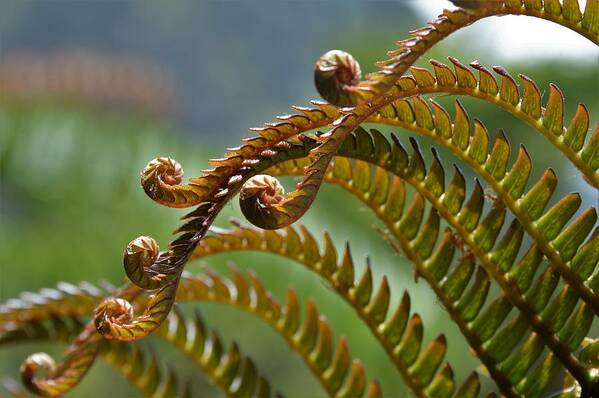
[1, 1, 597, 397]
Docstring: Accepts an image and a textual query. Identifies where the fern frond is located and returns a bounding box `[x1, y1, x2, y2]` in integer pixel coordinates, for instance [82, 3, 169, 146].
[176, 267, 382, 398]
[5, 127, 595, 393]
[289, 94, 597, 309]
[136, 0, 597, 239]
[192, 223, 471, 397]
[138, 54, 596, 224]
[247, 126, 599, 321]
[4, 1, 595, 396]
[98, 138, 322, 340]
[0, 271, 374, 396]
[19, 324, 101, 397]
[1, 293, 279, 398]
[1, 316, 84, 346]
[366, 96, 599, 312]
[139, 110, 330, 209]
[0, 273, 428, 396]
[156, 308, 277, 397]
[0, 281, 116, 331]
[137, 0, 597, 211]
[0, 275, 378, 397]
[192, 208, 515, 396]
[4, 282, 142, 396]
[249, 0, 598, 234]
[370, 59, 598, 188]
[365, 0, 596, 96]
[1, 316, 193, 398]
[1, 289, 106, 396]
[333, 128, 599, 314]
[115, 3, 597, 336]
[259, 144, 595, 391]
[102, 341, 193, 398]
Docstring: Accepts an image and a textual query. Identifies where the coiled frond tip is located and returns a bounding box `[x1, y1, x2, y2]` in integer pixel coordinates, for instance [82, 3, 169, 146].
[94, 298, 134, 338]
[314, 49, 362, 107]
[239, 174, 286, 230]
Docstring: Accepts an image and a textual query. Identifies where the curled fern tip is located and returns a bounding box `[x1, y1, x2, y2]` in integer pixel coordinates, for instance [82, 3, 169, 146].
[314, 49, 362, 107]
[239, 174, 286, 229]
[141, 157, 187, 206]
[123, 235, 167, 288]
[94, 297, 134, 338]
[20, 353, 56, 396]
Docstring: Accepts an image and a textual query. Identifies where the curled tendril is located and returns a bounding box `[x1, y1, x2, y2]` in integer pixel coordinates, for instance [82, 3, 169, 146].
[20, 326, 99, 397]
[314, 50, 362, 107]
[123, 235, 169, 289]
[93, 277, 180, 341]
[239, 174, 288, 229]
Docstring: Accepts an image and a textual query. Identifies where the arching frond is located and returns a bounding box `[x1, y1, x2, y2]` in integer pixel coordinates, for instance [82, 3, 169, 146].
[192, 222, 472, 398]
[18, 324, 101, 397]
[260, 143, 595, 392]
[0, 272, 380, 397]
[243, 0, 598, 237]
[1, 316, 84, 346]
[156, 308, 278, 397]
[335, 128, 598, 315]
[371, 58, 598, 188]
[101, 342, 192, 398]
[175, 267, 382, 398]
[8, 121, 595, 393]
[366, 1, 597, 96]
[3, 281, 142, 396]
[239, 126, 598, 324]
[0, 281, 123, 332]
[0, 316, 192, 398]
[286, 95, 597, 305]
[126, 1, 598, 303]
[1, 297, 278, 398]
[194, 221, 511, 395]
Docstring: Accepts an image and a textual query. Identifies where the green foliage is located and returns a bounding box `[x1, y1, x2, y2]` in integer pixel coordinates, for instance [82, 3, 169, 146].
[1, 0, 598, 397]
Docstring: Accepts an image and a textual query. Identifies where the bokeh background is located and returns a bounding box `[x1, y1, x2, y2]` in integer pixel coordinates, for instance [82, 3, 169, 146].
[1, 0, 597, 397]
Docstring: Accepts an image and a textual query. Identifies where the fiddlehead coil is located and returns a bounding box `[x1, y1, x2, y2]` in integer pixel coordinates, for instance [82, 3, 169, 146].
[93, 298, 134, 336]
[314, 50, 363, 107]
[239, 174, 287, 229]
[93, 276, 180, 341]
[21, 353, 58, 396]
[123, 236, 168, 289]
[20, 326, 99, 397]
[141, 157, 204, 208]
